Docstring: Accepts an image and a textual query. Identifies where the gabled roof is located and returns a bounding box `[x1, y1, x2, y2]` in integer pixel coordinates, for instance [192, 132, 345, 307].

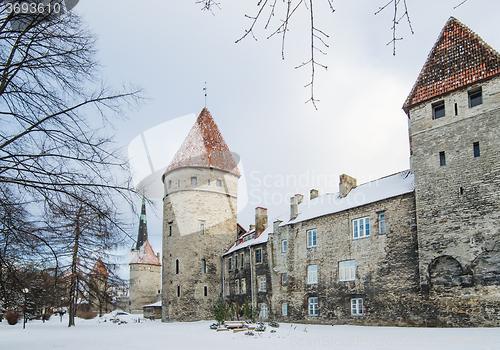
[404, 17, 500, 113]
[223, 228, 270, 256]
[130, 240, 161, 266]
[279, 170, 415, 226]
[90, 258, 108, 276]
[163, 108, 240, 178]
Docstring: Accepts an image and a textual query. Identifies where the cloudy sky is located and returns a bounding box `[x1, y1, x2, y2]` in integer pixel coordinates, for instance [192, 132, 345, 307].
[73, 0, 500, 276]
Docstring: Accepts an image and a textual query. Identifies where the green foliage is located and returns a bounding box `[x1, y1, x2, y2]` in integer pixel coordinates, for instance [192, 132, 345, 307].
[242, 298, 258, 323]
[268, 321, 280, 328]
[255, 322, 266, 332]
[209, 323, 218, 330]
[213, 294, 226, 326]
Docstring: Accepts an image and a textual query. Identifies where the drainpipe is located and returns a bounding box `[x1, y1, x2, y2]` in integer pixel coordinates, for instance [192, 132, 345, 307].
[249, 246, 254, 309]
[221, 255, 225, 299]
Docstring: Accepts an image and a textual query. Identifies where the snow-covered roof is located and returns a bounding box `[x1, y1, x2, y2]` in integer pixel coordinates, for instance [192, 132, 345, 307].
[143, 301, 162, 308]
[223, 227, 270, 256]
[130, 240, 161, 266]
[280, 170, 415, 226]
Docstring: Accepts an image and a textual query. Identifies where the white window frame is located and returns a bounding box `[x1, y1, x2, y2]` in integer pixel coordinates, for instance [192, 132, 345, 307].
[260, 304, 267, 319]
[259, 276, 266, 292]
[308, 297, 318, 316]
[307, 265, 318, 284]
[351, 298, 363, 316]
[235, 279, 240, 294]
[353, 217, 370, 239]
[378, 212, 386, 234]
[282, 239, 288, 253]
[307, 229, 317, 248]
[241, 278, 246, 294]
[255, 248, 262, 264]
[339, 260, 355, 281]
[282, 302, 288, 316]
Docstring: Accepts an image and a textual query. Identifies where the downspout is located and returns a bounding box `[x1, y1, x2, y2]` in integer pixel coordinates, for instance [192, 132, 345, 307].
[249, 245, 254, 308]
[221, 254, 225, 299]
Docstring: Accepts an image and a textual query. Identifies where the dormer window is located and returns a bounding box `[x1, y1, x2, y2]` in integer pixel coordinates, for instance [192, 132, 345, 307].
[432, 100, 445, 119]
[469, 88, 482, 108]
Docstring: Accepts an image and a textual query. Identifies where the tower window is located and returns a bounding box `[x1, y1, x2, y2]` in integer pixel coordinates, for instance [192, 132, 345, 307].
[469, 88, 482, 108]
[432, 101, 445, 119]
[208, 179, 210, 186]
[176, 259, 179, 274]
[473, 142, 480, 158]
[177, 286, 180, 297]
[216, 179, 222, 187]
[228, 257, 232, 270]
[168, 180, 172, 188]
[454, 103, 458, 116]
[439, 151, 446, 166]
[202, 259, 206, 274]
[177, 180, 180, 187]
[204, 286, 208, 297]
[200, 221, 205, 235]
[191, 177, 197, 185]
[169, 224, 172, 236]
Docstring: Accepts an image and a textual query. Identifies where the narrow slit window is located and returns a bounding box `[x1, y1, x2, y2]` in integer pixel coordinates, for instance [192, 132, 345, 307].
[176, 259, 179, 274]
[432, 101, 445, 119]
[454, 103, 458, 116]
[177, 286, 180, 297]
[202, 259, 206, 274]
[204, 286, 208, 297]
[216, 179, 222, 187]
[439, 151, 446, 166]
[473, 142, 480, 158]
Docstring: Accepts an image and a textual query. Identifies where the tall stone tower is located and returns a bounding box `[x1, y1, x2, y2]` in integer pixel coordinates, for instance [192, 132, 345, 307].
[89, 258, 110, 316]
[404, 17, 500, 322]
[161, 108, 240, 322]
[129, 198, 162, 314]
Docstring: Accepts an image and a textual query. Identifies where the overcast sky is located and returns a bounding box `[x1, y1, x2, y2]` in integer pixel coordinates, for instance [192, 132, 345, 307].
[74, 0, 500, 277]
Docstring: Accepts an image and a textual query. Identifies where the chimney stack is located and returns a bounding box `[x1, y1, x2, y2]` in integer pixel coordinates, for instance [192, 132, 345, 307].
[290, 196, 298, 220]
[255, 207, 268, 237]
[295, 194, 304, 205]
[249, 224, 255, 231]
[273, 219, 283, 233]
[339, 174, 357, 198]
[310, 189, 319, 200]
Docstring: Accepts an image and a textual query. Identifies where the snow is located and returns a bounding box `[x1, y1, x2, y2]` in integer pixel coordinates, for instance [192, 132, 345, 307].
[1, 313, 499, 350]
[143, 301, 162, 308]
[224, 228, 270, 256]
[281, 170, 415, 226]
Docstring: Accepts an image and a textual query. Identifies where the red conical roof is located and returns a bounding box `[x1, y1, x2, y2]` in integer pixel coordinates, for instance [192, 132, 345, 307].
[404, 17, 500, 113]
[130, 240, 161, 266]
[163, 108, 240, 177]
[90, 258, 108, 276]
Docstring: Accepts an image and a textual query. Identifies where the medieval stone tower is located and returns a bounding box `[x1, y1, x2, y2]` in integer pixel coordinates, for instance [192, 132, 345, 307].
[129, 198, 162, 314]
[404, 17, 500, 318]
[161, 108, 240, 321]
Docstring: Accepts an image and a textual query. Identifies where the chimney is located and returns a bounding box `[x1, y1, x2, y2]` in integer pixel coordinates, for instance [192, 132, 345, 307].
[339, 174, 357, 198]
[310, 189, 319, 200]
[290, 196, 298, 220]
[273, 219, 283, 233]
[249, 224, 255, 231]
[295, 194, 304, 205]
[255, 207, 268, 237]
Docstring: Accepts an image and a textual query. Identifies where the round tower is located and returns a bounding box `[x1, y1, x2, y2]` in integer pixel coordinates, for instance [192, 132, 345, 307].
[162, 108, 240, 322]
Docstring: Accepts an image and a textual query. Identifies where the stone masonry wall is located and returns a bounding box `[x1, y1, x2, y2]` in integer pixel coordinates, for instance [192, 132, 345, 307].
[410, 77, 500, 326]
[162, 167, 239, 322]
[129, 264, 161, 313]
[269, 192, 420, 326]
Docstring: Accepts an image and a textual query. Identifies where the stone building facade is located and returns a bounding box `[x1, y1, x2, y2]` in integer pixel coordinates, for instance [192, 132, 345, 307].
[162, 18, 500, 326]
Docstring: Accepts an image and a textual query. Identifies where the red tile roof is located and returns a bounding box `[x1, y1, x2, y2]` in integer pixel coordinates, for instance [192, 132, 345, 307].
[90, 258, 108, 276]
[130, 240, 161, 266]
[404, 17, 500, 114]
[163, 108, 240, 178]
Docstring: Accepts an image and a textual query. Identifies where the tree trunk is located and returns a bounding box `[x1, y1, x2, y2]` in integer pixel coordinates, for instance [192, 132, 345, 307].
[68, 206, 82, 327]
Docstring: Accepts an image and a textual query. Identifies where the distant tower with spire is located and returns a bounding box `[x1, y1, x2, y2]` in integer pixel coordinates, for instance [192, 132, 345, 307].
[162, 108, 240, 322]
[129, 197, 162, 314]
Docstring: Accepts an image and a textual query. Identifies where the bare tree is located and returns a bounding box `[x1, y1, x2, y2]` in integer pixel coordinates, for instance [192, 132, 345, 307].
[199, 0, 471, 109]
[0, 2, 140, 323]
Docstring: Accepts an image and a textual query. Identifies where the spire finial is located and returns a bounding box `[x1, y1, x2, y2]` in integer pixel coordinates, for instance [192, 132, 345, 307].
[203, 82, 207, 108]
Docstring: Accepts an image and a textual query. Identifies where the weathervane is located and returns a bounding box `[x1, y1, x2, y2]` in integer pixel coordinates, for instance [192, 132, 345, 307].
[203, 82, 207, 107]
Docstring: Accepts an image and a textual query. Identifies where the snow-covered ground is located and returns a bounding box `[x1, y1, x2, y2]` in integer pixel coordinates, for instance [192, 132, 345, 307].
[1, 312, 499, 350]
